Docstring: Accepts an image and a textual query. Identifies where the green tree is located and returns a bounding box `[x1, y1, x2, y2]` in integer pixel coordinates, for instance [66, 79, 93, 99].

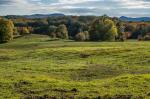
[117, 22, 126, 41]
[0, 19, 14, 43]
[47, 25, 57, 38]
[56, 24, 68, 39]
[103, 19, 118, 41]
[89, 18, 118, 41]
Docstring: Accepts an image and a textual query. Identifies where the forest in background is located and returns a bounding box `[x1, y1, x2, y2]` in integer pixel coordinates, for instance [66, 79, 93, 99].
[0, 15, 150, 43]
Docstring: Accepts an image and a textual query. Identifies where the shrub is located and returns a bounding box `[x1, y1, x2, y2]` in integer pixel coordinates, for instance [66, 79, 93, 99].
[75, 31, 89, 41]
[75, 32, 86, 41]
[138, 35, 143, 41]
[144, 35, 150, 41]
[84, 31, 90, 40]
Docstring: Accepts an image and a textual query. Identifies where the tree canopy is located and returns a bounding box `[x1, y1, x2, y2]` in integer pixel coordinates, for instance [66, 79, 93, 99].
[2, 15, 150, 41]
[89, 18, 118, 41]
[56, 24, 68, 39]
[0, 19, 14, 43]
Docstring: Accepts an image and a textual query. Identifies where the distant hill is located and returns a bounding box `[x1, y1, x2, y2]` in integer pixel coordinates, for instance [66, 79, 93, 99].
[120, 16, 150, 22]
[24, 13, 65, 18]
[5, 13, 65, 19]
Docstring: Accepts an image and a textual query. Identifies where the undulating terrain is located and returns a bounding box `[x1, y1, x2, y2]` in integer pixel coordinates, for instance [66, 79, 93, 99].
[0, 34, 150, 99]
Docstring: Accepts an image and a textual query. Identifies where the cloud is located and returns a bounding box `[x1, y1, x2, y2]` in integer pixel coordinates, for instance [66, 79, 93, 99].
[0, 0, 149, 17]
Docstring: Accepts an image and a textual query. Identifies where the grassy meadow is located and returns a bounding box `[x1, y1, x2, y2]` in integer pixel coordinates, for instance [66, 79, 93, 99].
[0, 34, 150, 99]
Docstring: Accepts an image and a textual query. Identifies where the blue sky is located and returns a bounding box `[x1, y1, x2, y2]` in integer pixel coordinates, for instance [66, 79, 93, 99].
[0, 0, 150, 17]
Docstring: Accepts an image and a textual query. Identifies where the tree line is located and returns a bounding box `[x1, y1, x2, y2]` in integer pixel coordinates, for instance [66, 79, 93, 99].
[0, 15, 150, 43]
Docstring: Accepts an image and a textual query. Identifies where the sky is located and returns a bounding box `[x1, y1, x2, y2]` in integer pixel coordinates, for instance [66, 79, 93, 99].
[0, 0, 150, 17]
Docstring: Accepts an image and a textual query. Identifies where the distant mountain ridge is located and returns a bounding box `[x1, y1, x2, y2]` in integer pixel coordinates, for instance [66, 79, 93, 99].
[3, 14, 150, 21]
[24, 13, 65, 18]
[120, 16, 150, 22]
[5, 13, 65, 19]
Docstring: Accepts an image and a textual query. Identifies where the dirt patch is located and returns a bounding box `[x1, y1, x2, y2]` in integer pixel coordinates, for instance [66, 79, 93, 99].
[14, 80, 34, 95]
[53, 88, 78, 93]
[112, 94, 133, 99]
[19, 88, 78, 99]
[0, 56, 12, 61]
[14, 80, 32, 88]
[71, 64, 124, 81]
[80, 53, 91, 58]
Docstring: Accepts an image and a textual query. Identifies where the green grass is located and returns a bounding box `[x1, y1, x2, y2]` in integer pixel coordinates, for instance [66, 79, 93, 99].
[0, 34, 150, 99]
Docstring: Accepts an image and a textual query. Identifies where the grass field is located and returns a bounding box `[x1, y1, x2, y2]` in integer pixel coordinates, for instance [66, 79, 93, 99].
[0, 34, 150, 99]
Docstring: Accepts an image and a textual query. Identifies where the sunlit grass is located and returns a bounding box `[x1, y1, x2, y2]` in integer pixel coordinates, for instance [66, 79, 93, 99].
[0, 34, 150, 98]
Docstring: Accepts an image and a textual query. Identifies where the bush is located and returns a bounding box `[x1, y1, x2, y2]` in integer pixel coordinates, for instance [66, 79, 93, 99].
[0, 19, 14, 43]
[75, 31, 89, 41]
[75, 32, 86, 41]
[144, 35, 150, 41]
[84, 31, 90, 40]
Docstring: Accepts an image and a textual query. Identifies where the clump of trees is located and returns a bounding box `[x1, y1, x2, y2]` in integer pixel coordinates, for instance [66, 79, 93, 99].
[0, 19, 14, 43]
[124, 23, 150, 41]
[89, 18, 118, 41]
[18, 27, 30, 35]
[47, 24, 68, 39]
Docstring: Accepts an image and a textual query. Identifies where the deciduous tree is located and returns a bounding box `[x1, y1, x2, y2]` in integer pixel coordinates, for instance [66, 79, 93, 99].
[0, 19, 14, 43]
[56, 24, 68, 39]
[89, 18, 118, 41]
